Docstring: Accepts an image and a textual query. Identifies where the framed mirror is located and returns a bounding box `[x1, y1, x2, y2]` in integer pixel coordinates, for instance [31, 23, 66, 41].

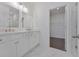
[0, 2, 29, 32]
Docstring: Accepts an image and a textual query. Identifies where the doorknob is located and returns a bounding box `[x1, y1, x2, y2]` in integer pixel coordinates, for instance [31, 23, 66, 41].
[72, 36, 79, 38]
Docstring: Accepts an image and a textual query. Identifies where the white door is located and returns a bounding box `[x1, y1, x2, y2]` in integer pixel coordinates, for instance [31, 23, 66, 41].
[0, 40, 17, 57]
[66, 3, 78, 56]
[77, 3, 79, 56]
[71, 3, 78, 56]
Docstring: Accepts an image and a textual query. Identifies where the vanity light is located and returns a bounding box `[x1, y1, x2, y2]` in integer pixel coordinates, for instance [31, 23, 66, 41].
[23, 7, 28, 13]
[57, 8, 59, 10]
[18, 4, 28, 13]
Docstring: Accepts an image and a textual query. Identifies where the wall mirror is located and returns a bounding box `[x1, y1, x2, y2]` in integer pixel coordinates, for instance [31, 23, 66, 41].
[0, 2, 28, 32]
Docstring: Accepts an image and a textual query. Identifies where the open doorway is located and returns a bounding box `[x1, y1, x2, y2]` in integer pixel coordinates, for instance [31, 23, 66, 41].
[49, 6, 66, 51]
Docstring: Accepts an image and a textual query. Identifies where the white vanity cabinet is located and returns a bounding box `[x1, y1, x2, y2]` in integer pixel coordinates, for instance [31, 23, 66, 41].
[0, 31, 40, 57]
[17, 31, 40, 57]
[29, 31, 40, 49]
[0, 39, 17, 57]
[17, 33, 30, 57]
[32, 31, 40, 46]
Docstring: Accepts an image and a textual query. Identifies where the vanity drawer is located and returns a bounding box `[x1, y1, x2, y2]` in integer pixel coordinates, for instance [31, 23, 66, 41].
[0, 36, 12, 44]
[0, 33, 26, 43]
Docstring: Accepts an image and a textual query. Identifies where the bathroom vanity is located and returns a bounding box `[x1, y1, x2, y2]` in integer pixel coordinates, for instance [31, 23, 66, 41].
[0, 30, 40, 57]
[0, 3, 40, 57]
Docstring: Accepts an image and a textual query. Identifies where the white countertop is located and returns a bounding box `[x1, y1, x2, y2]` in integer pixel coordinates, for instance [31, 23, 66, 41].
[0, 29, 40, 35]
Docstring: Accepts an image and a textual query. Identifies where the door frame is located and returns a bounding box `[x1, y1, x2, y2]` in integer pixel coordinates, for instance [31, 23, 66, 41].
[65, 2, 79, 56]
[49, 5, 67, 51]
[49, 3, 78, 56]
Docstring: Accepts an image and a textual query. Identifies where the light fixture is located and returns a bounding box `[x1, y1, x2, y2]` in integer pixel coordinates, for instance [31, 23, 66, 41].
[57, 8, 59, 10]
[4, 2, 28, 13]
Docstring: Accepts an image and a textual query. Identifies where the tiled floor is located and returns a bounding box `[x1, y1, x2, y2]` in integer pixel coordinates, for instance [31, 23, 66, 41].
[24, 45, 72, 57]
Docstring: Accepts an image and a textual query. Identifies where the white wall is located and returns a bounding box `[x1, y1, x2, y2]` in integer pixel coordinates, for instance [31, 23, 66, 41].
[50, 9, 65, 38]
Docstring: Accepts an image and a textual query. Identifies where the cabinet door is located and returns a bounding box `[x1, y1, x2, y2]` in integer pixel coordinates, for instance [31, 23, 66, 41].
[0, 40, 17, 57]
[17, 33, 29, 57]
[32, 31, 40, 45]
[30, 31, 40, 48]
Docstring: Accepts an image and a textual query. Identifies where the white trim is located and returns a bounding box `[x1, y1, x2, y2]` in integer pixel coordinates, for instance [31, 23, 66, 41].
[65, 4, 71, 54]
